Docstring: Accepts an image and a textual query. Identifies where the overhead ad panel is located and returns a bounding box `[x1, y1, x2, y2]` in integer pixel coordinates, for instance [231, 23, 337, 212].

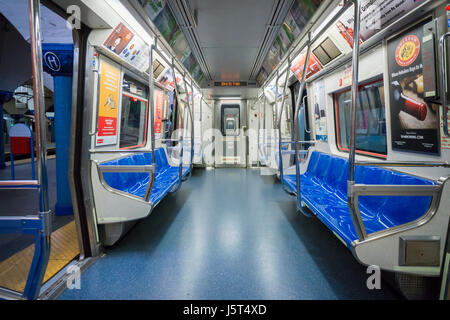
[103, 22, 150, 72]
[290, 49, 323, 82]
[257, 0, 323, 85]
[138, 0, 204, 83]
[336, 0, 428, 48]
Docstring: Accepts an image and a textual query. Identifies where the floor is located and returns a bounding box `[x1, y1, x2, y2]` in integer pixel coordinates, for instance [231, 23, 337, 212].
[0, 221, 79, 292]
[58, 168, 401, 300]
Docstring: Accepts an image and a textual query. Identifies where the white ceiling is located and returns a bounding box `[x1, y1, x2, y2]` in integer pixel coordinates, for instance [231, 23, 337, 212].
[193, 0, 277, 81]
[0, 0, 73, 43]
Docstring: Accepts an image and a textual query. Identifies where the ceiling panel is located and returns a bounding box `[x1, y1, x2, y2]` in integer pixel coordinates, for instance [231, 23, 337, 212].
[193, 0, 277, 81]
[203, 47, 259, 80]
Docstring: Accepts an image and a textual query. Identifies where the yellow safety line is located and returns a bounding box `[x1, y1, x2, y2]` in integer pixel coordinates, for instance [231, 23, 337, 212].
[0, 220, 79, 293]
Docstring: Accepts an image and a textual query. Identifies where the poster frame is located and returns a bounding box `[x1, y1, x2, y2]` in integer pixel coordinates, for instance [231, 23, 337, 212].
[385, 15, 441, 156]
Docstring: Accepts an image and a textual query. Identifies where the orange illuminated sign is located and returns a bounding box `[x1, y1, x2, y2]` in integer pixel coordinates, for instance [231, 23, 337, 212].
[215, 82, 247, 87]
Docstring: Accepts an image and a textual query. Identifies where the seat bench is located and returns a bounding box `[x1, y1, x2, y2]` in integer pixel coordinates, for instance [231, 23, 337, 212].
[100, 148, 191, 206]
[283, 151, 435, 247]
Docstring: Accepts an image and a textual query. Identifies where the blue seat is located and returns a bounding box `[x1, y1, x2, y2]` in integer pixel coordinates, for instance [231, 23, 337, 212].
[282, 151, 435, 247]
[100, 148, 190, 206]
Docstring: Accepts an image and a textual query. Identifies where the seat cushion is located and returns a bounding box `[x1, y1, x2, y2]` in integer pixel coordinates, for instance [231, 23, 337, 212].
[100, 148, 183, 205]
[289, 151, 436, 247]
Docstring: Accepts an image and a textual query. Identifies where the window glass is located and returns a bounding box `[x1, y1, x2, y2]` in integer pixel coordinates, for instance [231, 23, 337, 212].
[221, 105, 240, 136]
[335, 81, 387, 156]
[119, 76, 148, 149]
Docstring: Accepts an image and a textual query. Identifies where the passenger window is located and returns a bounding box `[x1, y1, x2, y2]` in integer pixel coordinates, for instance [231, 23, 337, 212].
[221, 104, 240, 136]
[119, 76, 149, 149]
[334, 80, 387, 157]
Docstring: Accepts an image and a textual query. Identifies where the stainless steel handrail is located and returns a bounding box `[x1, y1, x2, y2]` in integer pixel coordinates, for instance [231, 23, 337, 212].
[293, 33, 312, 215]
[185, 75, 195, 179]
[148, 42, 156, 193]
[355, 161, 449, 168]
[441, 32, 450, 137]
[97, 165, 155, 202]
[347, 0, 366, 241]
[89, 72, 101, 136]
[302, 95, 311, 134]
[160, 138, 183, 143]
[282, 140, 317, 145]
[170, 56, 184, 193]
[277, 58, 292, 194]
[0, 180, 40, 189]
[352, 184, 441, 196]
[350, 182, 442, 244]
[274, 71, 280, 133]
[25, 0, 51, 300]
[89, 149, 149, 154]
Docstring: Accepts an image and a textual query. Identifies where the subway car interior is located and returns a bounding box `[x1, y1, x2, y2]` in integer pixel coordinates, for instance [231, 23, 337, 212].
[0, 0, 450, 302]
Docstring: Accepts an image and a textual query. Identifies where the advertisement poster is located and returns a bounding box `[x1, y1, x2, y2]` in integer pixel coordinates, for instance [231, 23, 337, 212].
[173, 32, 191, 62]
[183, 53, 197, 73]
[191, 64, 202, 82]
[104, 23, 150, 72]
[96, 60, 121, 146]
[262, 46, 281, 75]
[256, 71, 267, 87]
[336, 0, 425, 48]
[104, 23, 134, 56]
[154, 89, 164, 139]
[158, 69, 182, 91]
[291, 0, 322, 32]
[312, 79, 327, 141]
[153, 4, 179, 44]
[138, 0, 165, 21]
[276, 12, 299, 53]
[387, 22, 439, 154]
[290, 50, 323, 81]
[118, 34, 150, 72]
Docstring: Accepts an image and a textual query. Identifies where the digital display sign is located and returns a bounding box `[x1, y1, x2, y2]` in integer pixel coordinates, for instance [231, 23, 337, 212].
[215, 82, 247, 87]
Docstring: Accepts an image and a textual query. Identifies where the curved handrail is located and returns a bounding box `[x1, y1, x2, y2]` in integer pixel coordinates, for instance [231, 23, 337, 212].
[97, 165, 155, 202]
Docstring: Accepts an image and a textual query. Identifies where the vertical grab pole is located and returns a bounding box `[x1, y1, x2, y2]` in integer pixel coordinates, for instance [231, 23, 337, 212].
[277, 60, 291, 191]
[273, 72, 280, 172]
[347, 0, 366, 241]
[263, 87, 267, 164]
[189, 81, 195, 177]
[171, 58, 183, 191]
[146, 41, 156, 201]
[441, 33, 450, 137]
[182, 73, 191, 179]
[24, 0, 51, 300]
[293, 35, 312, 214]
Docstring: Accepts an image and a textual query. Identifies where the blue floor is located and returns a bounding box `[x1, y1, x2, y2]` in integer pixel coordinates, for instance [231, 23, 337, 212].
[58, 168, 401, 300]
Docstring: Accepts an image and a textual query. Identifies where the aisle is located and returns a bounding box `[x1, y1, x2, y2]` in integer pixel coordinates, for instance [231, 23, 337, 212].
[58, 168, 401, 300]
